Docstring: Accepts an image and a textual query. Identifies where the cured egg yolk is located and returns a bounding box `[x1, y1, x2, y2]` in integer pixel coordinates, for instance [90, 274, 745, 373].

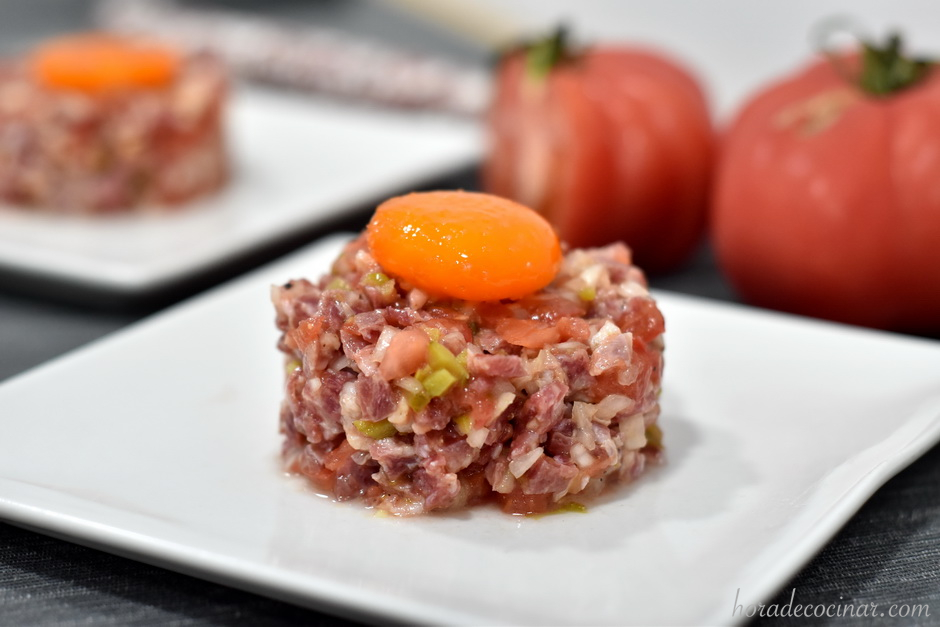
[366, 190, 562, 301]
[31, 33, 180, 94]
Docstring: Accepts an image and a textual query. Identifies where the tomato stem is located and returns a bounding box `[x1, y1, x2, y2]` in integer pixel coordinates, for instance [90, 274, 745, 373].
[816, 21, 932, 96]
[857, 33, 932, 96]
[525, 26, 570, 80]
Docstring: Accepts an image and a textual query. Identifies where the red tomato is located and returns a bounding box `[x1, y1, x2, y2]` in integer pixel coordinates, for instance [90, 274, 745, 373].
[713, 40, 940, 332]
[484, 34, 714, 274]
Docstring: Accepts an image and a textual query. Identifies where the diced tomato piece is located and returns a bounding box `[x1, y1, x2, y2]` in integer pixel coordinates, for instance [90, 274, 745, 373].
[289, 315, 324, 351]
[617, 298, 665, 342]
[517, 293, 587, 321]
[498, 490, 554, 515]
[496, 318, 561, 349]
[378, 327, 430, 380]
[557, 316, 591, 342]
[324, 441, 355, 472]
[298, 455, 335, 493]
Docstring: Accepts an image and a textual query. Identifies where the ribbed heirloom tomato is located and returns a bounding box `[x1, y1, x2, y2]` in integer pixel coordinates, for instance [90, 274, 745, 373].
[713, 34, 940, 332]
[484, 30, 713, 274]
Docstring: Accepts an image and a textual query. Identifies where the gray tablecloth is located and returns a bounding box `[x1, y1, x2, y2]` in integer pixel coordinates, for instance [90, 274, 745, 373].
[2, 1, 939, 625]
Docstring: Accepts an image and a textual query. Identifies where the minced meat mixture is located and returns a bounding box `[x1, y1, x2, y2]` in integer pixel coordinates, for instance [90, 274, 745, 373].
[273, 234, 665, 515]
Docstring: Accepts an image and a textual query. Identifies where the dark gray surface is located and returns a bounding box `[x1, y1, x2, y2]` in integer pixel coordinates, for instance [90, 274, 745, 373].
[1, 2, 940, 626]
[0, 295, 131, 381]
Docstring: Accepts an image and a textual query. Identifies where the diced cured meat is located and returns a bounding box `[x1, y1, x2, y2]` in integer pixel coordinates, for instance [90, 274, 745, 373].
[274, 234, 665, 515]
[522, 456, 579, 495]
[370, 438, 418, 479]
[356, 376, 396, 421]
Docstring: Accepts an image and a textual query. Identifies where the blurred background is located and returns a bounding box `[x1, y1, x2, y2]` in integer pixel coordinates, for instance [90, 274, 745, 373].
[5, 0, 940, 113]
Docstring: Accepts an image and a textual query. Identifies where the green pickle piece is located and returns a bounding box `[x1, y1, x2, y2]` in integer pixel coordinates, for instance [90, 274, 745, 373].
[361, 271, 397, 298]
[284, 359, 302, 375]
[326, 277, 350, 290]
[422, 368, 457, 398]
[578, 285, 596, 302]
[453, 413, 472, 436]
[645, 423, 663, 449]
[405, 389, 430, 412]
[354, 419, 398, 439]
[427, 341, 468, 382]
[362, 272, 390, 286]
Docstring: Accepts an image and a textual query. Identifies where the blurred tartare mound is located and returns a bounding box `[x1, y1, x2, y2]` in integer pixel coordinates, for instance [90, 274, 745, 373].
[0, 33, 228, 213]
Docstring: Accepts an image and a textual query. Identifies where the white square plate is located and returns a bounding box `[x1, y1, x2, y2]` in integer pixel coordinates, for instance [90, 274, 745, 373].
[0, 89, 481, 294]
[1, 235, 939, 626]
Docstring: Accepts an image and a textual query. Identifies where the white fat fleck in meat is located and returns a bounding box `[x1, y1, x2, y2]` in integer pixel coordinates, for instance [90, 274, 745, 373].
[571, 473, 590, 494]
[371, 325, 398, 363]
[589, 331, 634, 377]
[553, 340, 585, 353]
[579, 263, 607, 289]
[491, 465, 515, 494]
[520, 349, 565, 394]
[616, 362, 641, 387]
[620, 414, 647, 450]
[509, 446, 543, 478]
[595, 424, 620, 460]
[349, 345, 378, 377]
[594, 394, 635, 423]
[617, 281, 650, 299]
[328, 354, 353, 372]
[619, 450, 639, 479]
[386, 396, 412, 430]
[342, 419, 373, 452]
[307, 331, 342, 372]
[563, 249, 598, 275]
[571, 442, 596, 470]
[466, 427, 489, 449]
[493, 391, 516, 420]
[408, 288, 428, 309]
[353, 249, 379, 273]
[351, 450, 373, 466]
[590, 320, 621, 351]
[337, 300, 357, 320]
[339, 381, 361, 421]
[571, 401, 597, 450]
[394, 376, 423, 398]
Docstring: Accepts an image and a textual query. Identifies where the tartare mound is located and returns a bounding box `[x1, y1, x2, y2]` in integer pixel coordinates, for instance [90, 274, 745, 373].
[273, 234, 665, 515]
